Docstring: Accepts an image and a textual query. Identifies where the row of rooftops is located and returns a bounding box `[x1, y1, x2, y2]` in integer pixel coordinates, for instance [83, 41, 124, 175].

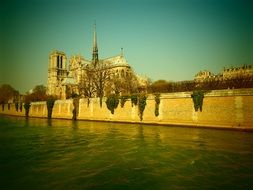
[69, 54, 130, 69]
[195, 64, 253, 81]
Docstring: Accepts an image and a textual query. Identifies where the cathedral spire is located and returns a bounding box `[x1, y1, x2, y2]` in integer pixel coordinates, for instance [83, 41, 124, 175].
[121, 47, 124, 57]
[92, 21, 98, 64]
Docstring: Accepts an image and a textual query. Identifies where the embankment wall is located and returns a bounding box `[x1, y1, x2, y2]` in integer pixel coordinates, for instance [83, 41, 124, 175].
[1, 89, 253, 130]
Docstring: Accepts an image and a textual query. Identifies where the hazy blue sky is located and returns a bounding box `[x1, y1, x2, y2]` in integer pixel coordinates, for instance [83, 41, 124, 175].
[0, 0, 252, 93]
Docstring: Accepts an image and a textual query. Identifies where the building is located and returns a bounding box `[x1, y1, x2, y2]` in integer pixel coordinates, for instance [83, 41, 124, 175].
[222, 65, 253, 80]
[194, 70, 214, 82]
[47, 24, 147, 99]
[194, 65, 253, 82]
[47, 51, 68, 98]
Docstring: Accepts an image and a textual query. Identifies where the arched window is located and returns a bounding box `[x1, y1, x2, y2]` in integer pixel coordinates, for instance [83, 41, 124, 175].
[57, 56, 59, 68]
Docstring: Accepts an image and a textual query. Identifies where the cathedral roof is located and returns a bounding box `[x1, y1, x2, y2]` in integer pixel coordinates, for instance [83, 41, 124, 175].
[102, 55, 130, 68]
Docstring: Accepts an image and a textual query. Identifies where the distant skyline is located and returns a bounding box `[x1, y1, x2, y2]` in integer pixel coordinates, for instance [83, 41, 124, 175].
[1, 0, 252, 93]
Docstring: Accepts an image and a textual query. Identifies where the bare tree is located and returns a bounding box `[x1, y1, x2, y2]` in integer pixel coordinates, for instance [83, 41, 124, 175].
[78, 62, 111, 107]
[92, 62, 111, 107]
[79, 69, 96, 99]
[107, 73, 140, 95]
[126, 74, 139, 94]
[0, 84, 19, 104]
[106, 77, 123, 95]
[31, 85, 47, 101]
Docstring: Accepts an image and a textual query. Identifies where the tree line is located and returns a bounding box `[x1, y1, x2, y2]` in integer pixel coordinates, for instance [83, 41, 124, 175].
[1, 74, 252, 104]
[0, 84, 19, 104]
[148, 75, 253, 93]
[0, 84, 56, 105]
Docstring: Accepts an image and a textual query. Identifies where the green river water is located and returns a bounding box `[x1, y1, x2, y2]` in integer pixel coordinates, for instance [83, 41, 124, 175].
[0, 115, 253, 189]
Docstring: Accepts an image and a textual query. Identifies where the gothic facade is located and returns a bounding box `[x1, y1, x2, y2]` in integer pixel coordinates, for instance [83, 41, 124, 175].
[47, 25, 147, 99]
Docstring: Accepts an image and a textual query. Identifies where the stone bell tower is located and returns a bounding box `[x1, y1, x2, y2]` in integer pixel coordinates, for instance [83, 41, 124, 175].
[47, 50, 67, 97]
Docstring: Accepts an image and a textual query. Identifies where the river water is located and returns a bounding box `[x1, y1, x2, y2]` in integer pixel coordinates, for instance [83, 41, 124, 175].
[0, 115, 253, 190]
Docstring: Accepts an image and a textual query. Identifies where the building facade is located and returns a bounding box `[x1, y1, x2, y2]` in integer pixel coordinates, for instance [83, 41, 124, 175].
[194, 65, 253, 82]
[47, 51, 68, 98]
[47, 25, 147, 99]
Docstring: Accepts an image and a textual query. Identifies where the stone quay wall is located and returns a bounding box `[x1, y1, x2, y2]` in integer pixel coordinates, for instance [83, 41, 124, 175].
[1, 89, 253, 130]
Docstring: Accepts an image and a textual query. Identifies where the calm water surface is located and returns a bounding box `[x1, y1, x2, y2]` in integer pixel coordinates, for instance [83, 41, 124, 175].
[0, 115, 253, 190]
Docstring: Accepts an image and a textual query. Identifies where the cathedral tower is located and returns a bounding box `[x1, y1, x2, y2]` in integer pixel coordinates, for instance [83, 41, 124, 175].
[47, 50, 67, 96]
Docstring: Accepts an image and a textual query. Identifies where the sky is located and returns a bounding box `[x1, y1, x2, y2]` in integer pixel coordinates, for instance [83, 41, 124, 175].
[0, 0, 252, 93]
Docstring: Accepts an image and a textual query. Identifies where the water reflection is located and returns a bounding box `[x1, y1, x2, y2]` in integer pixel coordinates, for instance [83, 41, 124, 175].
[5, 116, 251, 153]
[72, 120, 78, 129]
[47, 119, 52, 127]
[1, 115, 252, 153]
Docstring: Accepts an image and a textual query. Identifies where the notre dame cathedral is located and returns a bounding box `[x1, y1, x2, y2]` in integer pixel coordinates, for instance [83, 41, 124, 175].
[47, 24, 147, 99]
